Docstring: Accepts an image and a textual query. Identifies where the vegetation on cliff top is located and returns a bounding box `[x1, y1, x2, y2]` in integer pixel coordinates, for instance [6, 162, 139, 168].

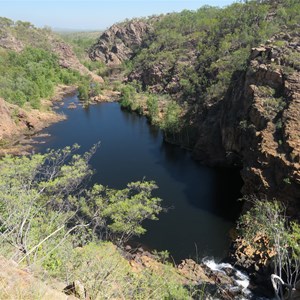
[101, 0, 300, 147]
[129, 0, 300, 101]
[0, 46, 82, 108]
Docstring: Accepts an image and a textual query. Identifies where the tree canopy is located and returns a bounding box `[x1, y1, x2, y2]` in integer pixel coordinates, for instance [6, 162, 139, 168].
[0, 145, 162, 265]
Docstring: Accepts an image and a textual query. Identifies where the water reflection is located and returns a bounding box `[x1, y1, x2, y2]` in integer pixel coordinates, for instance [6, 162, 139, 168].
[35, 94, 243, 261]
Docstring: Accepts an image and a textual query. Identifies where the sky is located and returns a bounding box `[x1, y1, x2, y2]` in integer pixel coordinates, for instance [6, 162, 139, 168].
[1, 0, 237, 31]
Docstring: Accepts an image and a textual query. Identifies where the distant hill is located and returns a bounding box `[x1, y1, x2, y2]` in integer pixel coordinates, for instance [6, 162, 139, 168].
[59, 30, 103, 62]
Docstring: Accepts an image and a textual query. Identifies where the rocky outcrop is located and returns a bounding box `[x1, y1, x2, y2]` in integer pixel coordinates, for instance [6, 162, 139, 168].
[126, 246, 252, 299]
[228, 236, 276, 297]
[0, 97, 63, 143]
[63, 280, 90, 300]
[88, 17, 197, 95]
[89, 20, 153, 65]
[0, 31, 23, 52]
[178, 259, 253, 299]
[193, 32, 300, 205]
[0, 98, 19, 141]
[48, 36, 103, 83]
[90, 90, 121, 103]
[128, 46, 197, 95]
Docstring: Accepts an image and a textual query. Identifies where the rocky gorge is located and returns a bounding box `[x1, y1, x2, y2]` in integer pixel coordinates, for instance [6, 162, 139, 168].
[194, 34, 300, 206]
[0, 20, 103, 155]
[88, 12, 300, 296]
[89, 19, 300, 210]
[0, 2, 299, 298]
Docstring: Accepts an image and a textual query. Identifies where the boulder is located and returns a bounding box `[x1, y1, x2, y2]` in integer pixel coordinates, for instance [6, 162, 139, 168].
[63, 280, 90, 300]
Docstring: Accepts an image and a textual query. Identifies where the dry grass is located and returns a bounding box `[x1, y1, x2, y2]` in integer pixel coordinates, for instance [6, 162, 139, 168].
[0, 257, 69, 300]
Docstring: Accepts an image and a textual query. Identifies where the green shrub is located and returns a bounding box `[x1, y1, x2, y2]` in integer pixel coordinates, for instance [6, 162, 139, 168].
[146, 94, 159, 122]
[0, 145, 162, 265]
[78, 83, 89, 101]
[120, 84, 136, 109]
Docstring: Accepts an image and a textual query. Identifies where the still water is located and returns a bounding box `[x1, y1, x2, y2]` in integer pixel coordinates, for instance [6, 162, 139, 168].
[34, 92, 243, 261]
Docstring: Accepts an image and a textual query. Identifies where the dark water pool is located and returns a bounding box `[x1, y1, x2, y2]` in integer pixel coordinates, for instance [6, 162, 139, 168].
[34, 92, 243, 261]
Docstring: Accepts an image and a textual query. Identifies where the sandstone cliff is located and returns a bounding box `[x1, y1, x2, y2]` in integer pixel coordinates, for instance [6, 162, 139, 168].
[193, 32, 300, 205]
[89, 19, 153, 65]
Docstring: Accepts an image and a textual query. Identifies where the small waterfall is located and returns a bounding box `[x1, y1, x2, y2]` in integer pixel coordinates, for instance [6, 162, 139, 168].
[203, 258, 251, 299]
[203, 258, 273, 300]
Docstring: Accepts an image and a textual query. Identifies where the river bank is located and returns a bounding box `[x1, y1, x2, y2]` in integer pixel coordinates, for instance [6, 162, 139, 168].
[0, 85, 77, 156]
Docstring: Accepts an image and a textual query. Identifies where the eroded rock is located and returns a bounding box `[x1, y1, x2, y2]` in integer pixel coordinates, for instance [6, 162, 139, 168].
[89, 20, 153, 66]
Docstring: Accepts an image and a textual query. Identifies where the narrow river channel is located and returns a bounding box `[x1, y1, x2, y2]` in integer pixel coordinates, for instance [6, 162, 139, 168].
[34, 91, 243, 262]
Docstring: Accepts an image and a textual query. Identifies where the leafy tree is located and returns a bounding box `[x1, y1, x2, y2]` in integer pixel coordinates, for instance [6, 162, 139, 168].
[162, 101, 181, 140]
[0, 46, 84, 108]
[120, 84, 136, 109]
[0, 145, 94, 264]
[83, 181, 162, 245]
[90, 82, 101, 97]
[0, 17, 14, 28]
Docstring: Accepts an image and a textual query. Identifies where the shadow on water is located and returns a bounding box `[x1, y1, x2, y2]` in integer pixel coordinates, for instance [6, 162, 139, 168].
[34, 94, 244, 262]
[159, 141, 244, 221]
[137, 139, 243, 262]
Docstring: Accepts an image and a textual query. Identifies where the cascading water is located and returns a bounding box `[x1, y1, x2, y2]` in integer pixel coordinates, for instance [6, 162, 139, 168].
[203, 259, 274, 299]
[203, 258, 251, 299]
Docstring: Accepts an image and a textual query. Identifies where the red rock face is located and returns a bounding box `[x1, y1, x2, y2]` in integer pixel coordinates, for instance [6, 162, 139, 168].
[48, 36, 103, 83]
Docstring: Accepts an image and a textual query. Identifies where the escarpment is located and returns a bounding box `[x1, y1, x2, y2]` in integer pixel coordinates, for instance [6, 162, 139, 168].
[193, 33, 300, 204]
